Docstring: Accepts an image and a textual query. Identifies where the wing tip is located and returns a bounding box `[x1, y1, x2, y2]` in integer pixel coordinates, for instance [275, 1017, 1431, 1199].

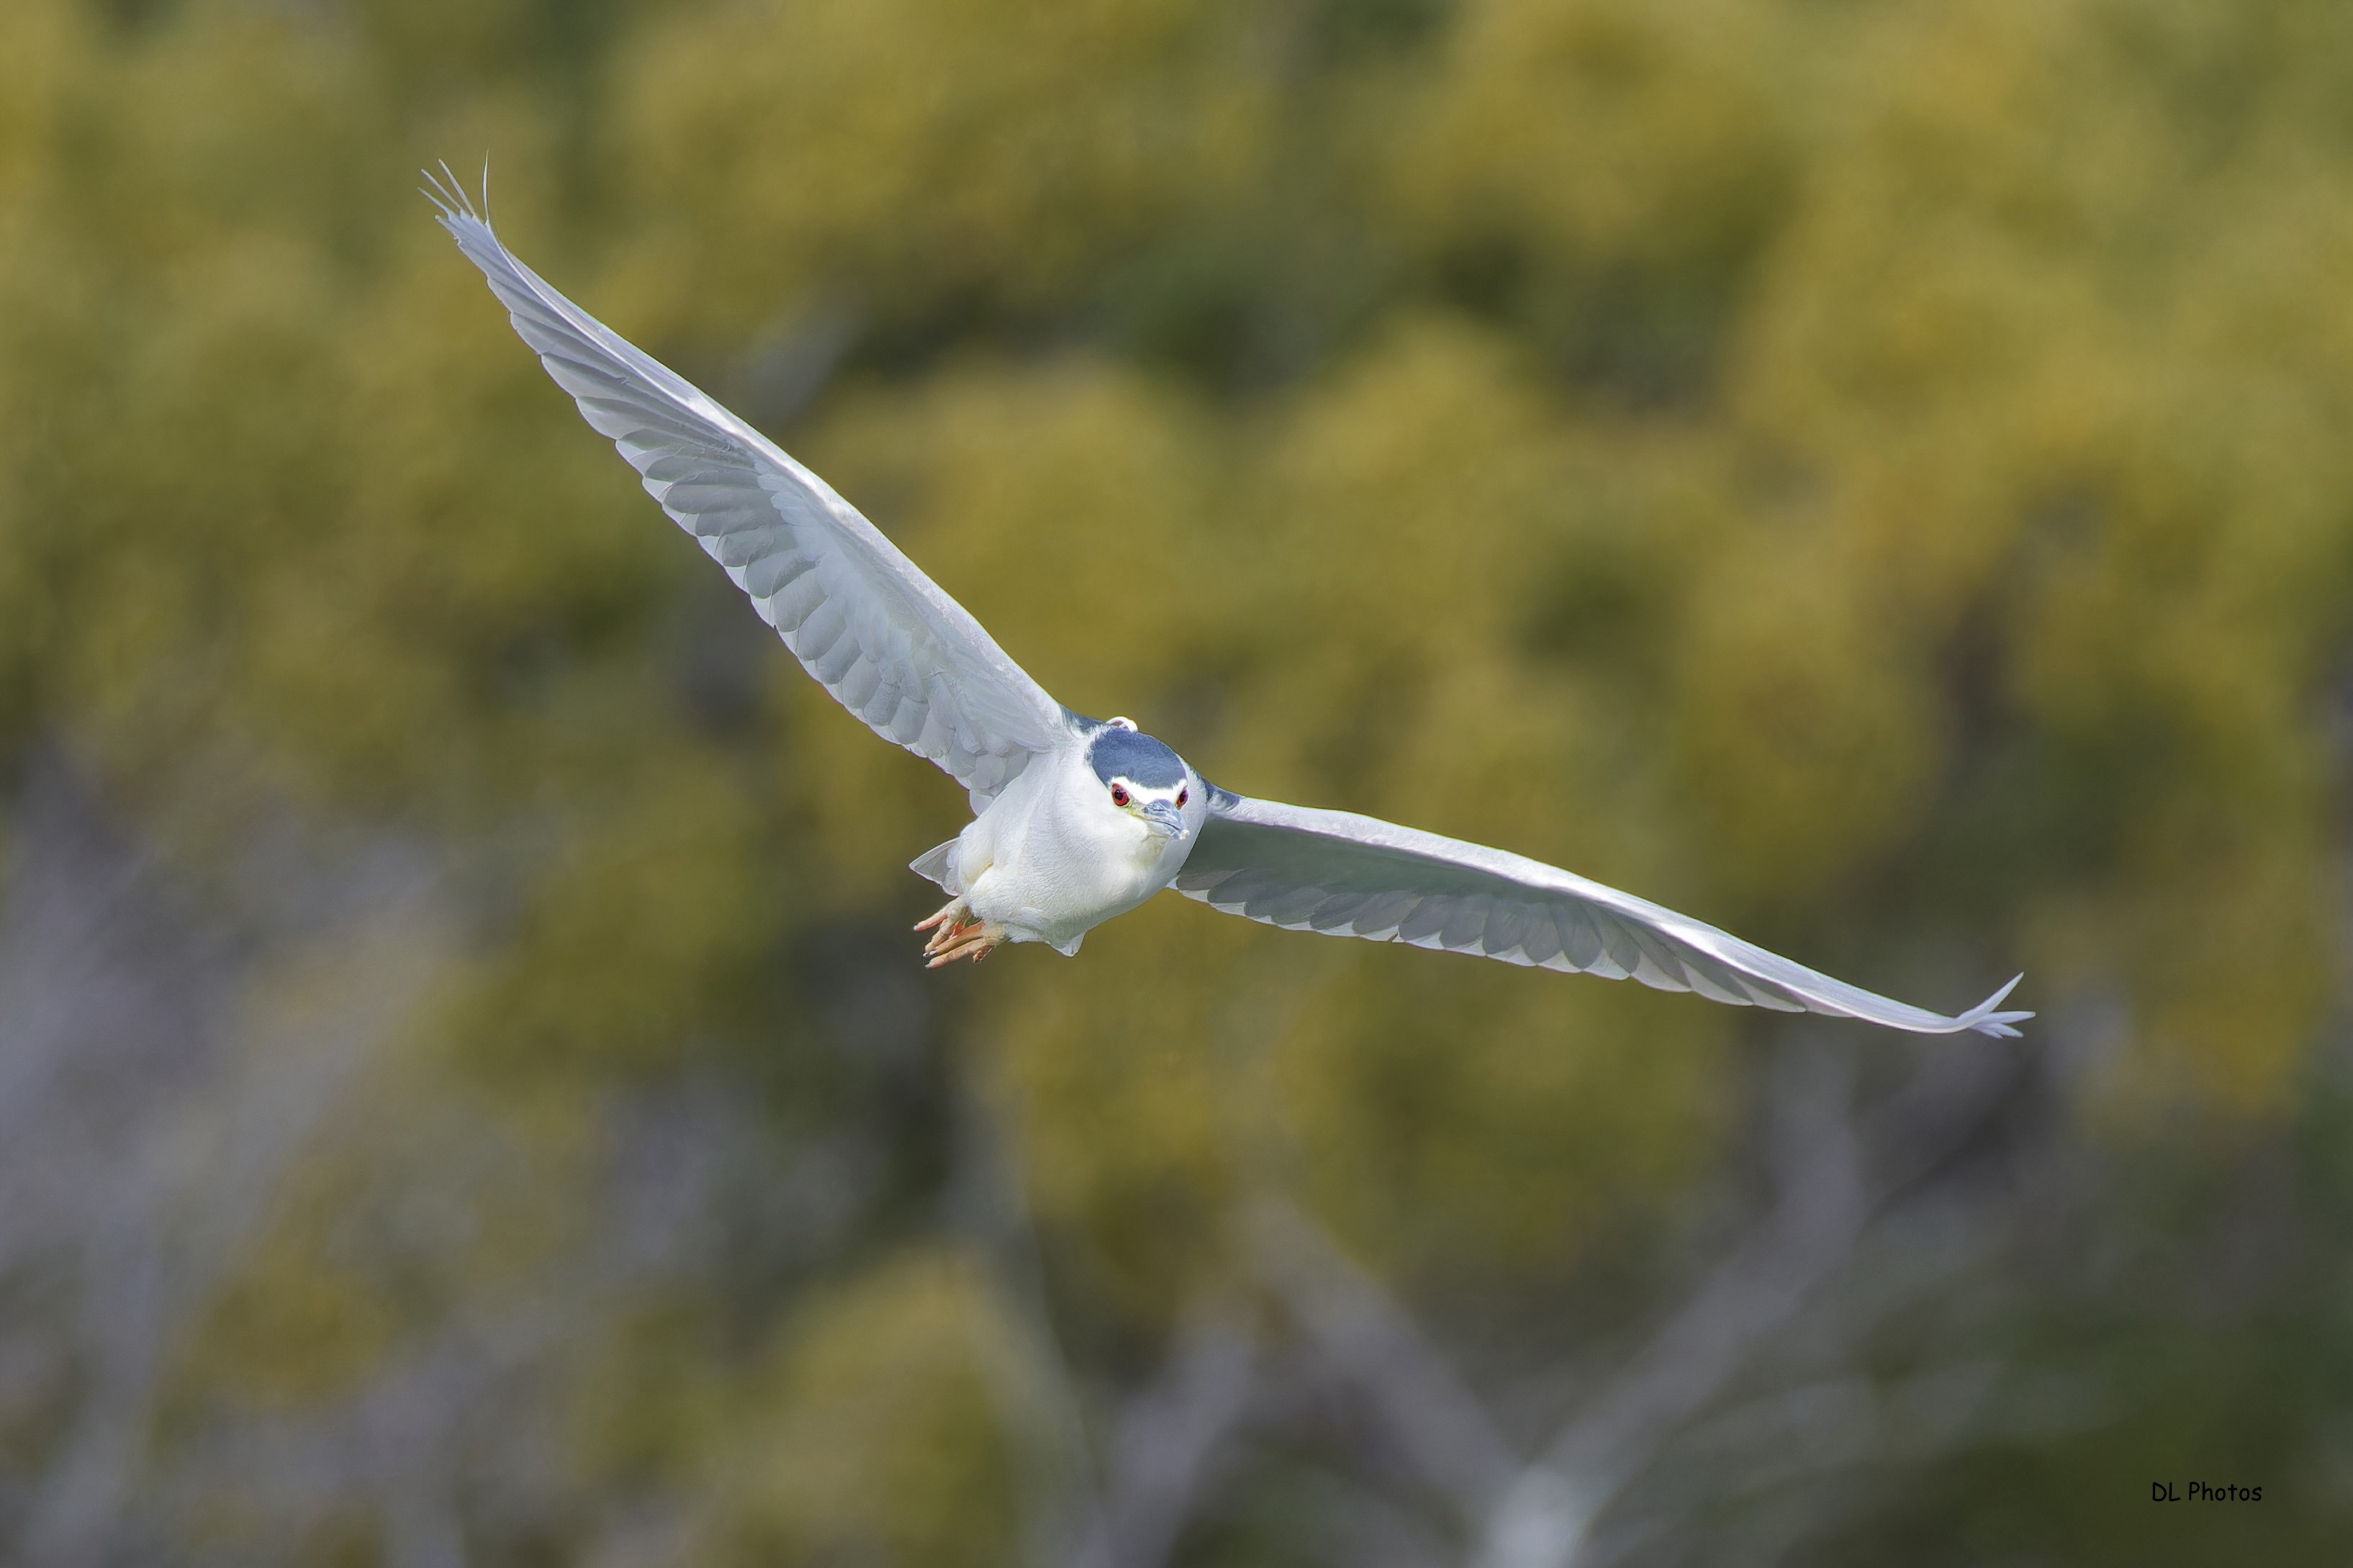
[1956, 973, 2033, 1038]
[420, 158, 495, 245]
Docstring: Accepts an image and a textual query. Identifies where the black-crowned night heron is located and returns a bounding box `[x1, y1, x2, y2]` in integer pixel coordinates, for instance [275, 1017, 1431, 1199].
[428, 172, 2029, 1038]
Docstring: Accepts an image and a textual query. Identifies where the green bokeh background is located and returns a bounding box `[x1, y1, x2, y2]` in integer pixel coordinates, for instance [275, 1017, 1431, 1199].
[5, 1, 2353, 1563]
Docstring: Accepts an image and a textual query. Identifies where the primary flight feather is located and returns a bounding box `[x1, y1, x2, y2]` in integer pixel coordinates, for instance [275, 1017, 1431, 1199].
[425, 170, 2030, 1038]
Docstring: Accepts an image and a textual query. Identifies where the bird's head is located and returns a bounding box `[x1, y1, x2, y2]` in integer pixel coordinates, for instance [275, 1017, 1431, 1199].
[1088, 718, 1196, 843]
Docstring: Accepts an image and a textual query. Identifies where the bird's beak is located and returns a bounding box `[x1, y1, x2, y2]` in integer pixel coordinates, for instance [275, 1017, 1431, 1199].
[1139, 799, 1188, 840]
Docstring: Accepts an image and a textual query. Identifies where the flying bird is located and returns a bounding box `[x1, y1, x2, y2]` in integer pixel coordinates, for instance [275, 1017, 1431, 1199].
[425, 171, 2029, 1038]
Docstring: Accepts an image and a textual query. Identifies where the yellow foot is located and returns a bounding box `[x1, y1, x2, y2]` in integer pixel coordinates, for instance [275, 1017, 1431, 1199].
[916, 897, 1006, 966]
[923, 922, 1006, 968]
[915, 896, 969, 955]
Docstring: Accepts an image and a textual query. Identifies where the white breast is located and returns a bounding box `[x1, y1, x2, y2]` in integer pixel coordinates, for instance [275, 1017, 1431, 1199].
[949, 748, 1199, 952]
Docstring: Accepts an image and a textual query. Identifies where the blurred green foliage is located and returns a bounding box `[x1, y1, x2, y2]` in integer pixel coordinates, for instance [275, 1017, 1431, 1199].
[6, 0, 2353, 1561]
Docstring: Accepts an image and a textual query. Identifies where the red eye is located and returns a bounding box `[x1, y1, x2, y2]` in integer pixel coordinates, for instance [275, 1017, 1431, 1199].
[1111, 784, 1129, 807]
[1177, 789, 1188, 807]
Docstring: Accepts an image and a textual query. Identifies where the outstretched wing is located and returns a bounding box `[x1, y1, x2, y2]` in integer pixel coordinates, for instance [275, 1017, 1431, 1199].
[425, 171, 1075, 807]
[1175, 789, 2031, 1037]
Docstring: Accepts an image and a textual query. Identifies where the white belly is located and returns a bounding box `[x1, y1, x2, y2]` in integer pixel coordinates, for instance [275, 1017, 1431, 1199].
[945, 751, 1197, 953]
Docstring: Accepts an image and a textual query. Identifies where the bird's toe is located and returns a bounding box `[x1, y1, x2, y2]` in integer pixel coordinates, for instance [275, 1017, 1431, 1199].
[913, 896, 970, 935]
[917, 897, 977, 957]
[921, 920, 1005, 969]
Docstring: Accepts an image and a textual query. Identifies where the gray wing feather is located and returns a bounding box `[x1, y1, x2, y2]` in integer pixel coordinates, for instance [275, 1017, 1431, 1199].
[424, 173, 1072, 808]
[1175, 790, 2031, 1038]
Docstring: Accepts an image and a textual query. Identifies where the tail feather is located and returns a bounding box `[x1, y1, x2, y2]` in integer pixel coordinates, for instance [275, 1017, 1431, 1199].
[908, 838, 959, 891]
